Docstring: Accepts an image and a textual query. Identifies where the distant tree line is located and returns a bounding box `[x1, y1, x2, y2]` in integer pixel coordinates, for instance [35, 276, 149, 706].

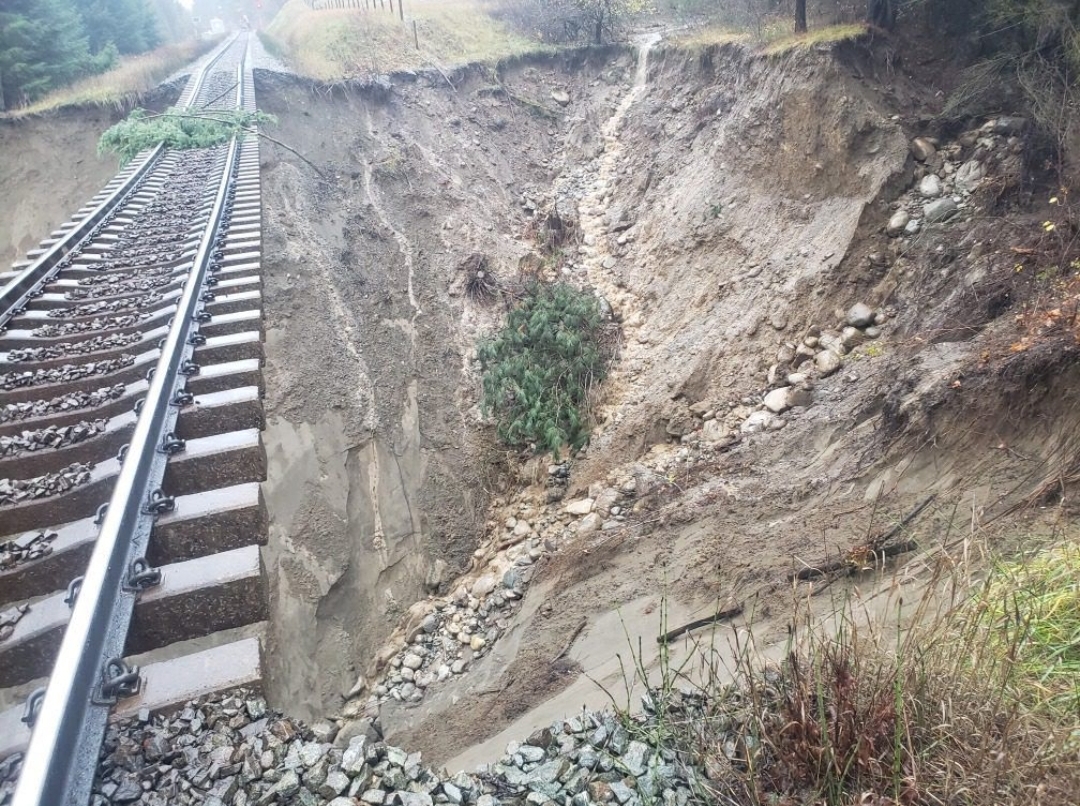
[490, 0, 650, 45]
[0, 0, 182, 110]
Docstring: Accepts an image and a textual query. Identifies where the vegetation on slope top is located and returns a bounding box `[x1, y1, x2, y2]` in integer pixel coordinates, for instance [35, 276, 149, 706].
[0, 0, 191, 112]
[261, 0, 540, 82]
[4, 38, 221, 119]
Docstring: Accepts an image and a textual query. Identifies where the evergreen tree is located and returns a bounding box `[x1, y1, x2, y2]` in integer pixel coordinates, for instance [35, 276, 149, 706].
[148, 0, 189, 44]
[0, 0, 91, 110]
[73, 0, 160, 56]
[478, 283, 608, 455]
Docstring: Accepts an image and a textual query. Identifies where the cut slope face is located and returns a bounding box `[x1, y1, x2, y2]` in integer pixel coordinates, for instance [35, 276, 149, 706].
[254, 49, 630, 720]
[0, 111, 123, 266]
[254, 38, 1080, 763]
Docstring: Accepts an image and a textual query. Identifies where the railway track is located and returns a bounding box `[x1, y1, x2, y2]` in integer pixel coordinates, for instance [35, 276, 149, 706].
[0, 33, 268, 806]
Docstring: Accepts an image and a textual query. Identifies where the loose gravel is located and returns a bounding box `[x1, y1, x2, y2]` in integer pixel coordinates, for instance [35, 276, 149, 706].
[0, 382, 125, 424]
[0, 686, 707, 806]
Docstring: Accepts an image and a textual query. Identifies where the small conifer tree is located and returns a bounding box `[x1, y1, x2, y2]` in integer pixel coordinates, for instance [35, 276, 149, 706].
[478, 283, 608, 455]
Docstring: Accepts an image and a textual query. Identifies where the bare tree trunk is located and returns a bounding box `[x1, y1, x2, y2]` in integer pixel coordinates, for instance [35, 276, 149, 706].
[795, 0, 808, 33]
[867, 0, 896, 30]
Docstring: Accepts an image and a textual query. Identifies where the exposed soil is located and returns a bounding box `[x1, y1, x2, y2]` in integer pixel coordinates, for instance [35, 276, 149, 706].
[0, 111, 117, 267]
[0, 89, 180, 267]
[4, 28, 1073, 779]
[255, 48, 632, 722]
[252, 35, 1080, 771]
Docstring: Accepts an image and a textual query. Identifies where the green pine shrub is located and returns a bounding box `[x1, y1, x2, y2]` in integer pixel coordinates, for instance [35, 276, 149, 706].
[478, 282, 608, 455]
[97, 108, 276, 165]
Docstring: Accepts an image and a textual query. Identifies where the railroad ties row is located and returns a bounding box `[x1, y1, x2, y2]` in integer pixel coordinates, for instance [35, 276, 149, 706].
[0, 49, 266, 786]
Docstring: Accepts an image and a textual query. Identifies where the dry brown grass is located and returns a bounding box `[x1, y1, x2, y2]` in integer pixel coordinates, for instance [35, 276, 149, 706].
[668, 20, 865, 55]
[3, 38, 222, 119]
[262, 0, 540, 81]
[668, 25, 750, 50]
[760, 23, 867, 56]
[614, 524, 1080, 806]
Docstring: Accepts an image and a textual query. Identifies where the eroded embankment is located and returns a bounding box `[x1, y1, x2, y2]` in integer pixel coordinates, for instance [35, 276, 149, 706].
[255, 38, 1080, 767]
[0, 111, 125, 266]
[0, 88, 182, 267]
[254, 49, 631, 720]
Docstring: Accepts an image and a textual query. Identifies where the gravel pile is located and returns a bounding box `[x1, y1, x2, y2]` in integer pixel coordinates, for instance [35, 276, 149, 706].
[0, 461, 93, 506]
[31, 313, 149, 338]
[374, 562, 531, 706]
[91, 251, 188, 271]
[0, 418, 106, 457]
[115, 228, 190, 249]
[197, 70, 243, 110]
[53, 293, 164, 319]
[0, 354, 135, 391]
[6, 333, 141, 363]
[0, 687, 707, 806]
[0, 529, 56, 571]
[0, 383, 125, 424]
[65, 272, 173, 301]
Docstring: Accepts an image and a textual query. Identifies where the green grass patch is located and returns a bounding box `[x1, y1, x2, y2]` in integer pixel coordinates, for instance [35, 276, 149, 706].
[967, 541, 1080, 715]
[263, 0, 540, 82]
[478, 282, 608, 455]
[5, 38, 222, 119]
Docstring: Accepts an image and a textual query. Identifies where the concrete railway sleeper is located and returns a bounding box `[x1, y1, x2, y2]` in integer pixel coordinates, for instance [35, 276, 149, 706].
[0, 32, 267, 806]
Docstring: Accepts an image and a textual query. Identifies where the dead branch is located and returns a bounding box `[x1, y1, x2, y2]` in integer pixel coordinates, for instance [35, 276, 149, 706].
[657, 604, 743, 645]
[790, 494, 937, 582]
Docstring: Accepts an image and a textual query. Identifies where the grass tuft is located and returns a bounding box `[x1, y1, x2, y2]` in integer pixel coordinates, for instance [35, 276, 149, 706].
[968, 542, 1080, 716]
[761, 23, 867, 56]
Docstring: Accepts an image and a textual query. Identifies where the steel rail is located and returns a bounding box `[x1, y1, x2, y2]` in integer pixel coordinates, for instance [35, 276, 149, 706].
[176, 32, 241, 109]
[0, 33, 240, 331]
[10, 56, 248, 806]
